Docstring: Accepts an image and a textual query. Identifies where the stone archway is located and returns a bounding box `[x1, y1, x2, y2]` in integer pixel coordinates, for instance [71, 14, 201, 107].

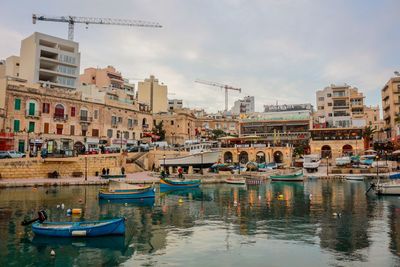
[224, 151, 233, 163]
[74, 141, 85, 154]
[342, 144, 353, 156]
[239, 151, 249, 164]
[273, 151, 283, 163]
[256, 151, 266, 163]
[321, 145, 332, 158]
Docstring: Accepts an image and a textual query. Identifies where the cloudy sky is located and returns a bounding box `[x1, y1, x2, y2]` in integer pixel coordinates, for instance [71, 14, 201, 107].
[1, 0, 399, 112]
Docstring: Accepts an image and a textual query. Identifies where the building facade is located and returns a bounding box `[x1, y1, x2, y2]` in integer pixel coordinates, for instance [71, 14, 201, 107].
[168, 99, 183, 111]
[0, 77, 152, 155]
[195, 113, 239, 137]
[231, 96, 255, 114]
[138, 75, 168, 113]
[19, 32, 80, 90]
[381, 76, 400, 139]
[315, 84, 365, 128]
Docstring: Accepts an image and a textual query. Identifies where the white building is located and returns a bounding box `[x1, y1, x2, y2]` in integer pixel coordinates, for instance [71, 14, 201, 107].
[231, 96, 255, 114]
[168, 99, 183, 111]
[19, 32, 80, 89]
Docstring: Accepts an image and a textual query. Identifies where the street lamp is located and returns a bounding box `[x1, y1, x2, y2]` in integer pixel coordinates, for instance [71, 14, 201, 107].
[200, 150, 204, 175]
[163, 154, 166, 172]
[326, 156, 329, 177]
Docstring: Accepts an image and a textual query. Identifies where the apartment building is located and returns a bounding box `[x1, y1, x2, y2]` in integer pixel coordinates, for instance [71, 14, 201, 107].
[168, 99, 183, 111]
[195, 112, 239, 137]
[381, 76, 400, 139]
[315, 84, 365, 128]
[19, 32, 80, 89]
[138, 75, 168, 113]
[231, 96, 255, 115]
[0, 77, 152, 154]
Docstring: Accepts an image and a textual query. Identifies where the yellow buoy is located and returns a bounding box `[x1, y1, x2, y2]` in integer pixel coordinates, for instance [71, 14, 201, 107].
[178, 198, 184, 203]
[72, 208, 82, 214]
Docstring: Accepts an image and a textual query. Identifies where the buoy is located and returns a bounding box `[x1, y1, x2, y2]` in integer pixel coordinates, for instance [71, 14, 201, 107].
[309, 194, 313, 200]
[72, 208, 82, 214]
[61, 203, 65, 210]
[124, 203, 128, 206]
[67, 208, 72, 214]
[278, 194, 284, 199]
[50, 249, 56, 257]
[178, 198, 184, 203]
[56, 204, 60, 209]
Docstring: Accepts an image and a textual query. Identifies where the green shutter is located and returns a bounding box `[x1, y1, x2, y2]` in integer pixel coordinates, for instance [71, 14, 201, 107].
[18, 140, 25, 153]
[14, 99, 21, 110]
[13, 120, 20, 132]
[28, 122, 35, 133]
[29, 102, 35, 116]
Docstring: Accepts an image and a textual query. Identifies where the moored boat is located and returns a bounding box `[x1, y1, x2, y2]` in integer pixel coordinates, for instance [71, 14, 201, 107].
[99, 180, 155, 199]
[160, 178, 201, 190]
[225, 177, 246, 185]
[32, 218, 125, 237]
[270, 171, 304, 182]
[345, 175, 365, 181]
[373, 180, 400, 195]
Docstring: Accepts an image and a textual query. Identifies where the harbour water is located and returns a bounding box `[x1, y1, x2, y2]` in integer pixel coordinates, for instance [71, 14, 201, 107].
[1, 180, 400, 266]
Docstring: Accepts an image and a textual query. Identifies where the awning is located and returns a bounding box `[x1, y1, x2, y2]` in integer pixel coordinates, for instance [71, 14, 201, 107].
[86, 137, 99, 144]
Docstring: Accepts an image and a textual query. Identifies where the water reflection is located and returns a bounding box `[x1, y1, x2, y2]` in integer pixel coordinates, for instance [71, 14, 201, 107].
[1, 181, 400, 266]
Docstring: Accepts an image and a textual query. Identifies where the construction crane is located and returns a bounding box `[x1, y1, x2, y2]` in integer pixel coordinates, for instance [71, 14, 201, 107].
[195, 79, 241, 111]
[32, 14, 162, 41]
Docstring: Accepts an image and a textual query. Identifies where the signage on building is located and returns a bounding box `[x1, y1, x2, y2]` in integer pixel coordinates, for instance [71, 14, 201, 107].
[264, 103, 312, 112]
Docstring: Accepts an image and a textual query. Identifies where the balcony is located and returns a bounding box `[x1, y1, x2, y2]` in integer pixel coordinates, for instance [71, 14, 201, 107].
[79, 116, 93, 123]
[111, 123, 118, 129]
[53, 114, 68, 121]
[25, 110, 41, 119]
[332, 105, 349, 110]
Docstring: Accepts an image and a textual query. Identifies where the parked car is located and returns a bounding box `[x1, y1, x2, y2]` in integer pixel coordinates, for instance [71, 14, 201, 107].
[104, 146, 121, 154]
[86, 148, 99, 155]
[0, 151, 26, 159]
[127, 146, 139, 153]
[139, 144, 150, 152]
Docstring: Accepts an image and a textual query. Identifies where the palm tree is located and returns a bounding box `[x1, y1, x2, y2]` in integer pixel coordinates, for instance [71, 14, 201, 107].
[362, 125, 376, 150]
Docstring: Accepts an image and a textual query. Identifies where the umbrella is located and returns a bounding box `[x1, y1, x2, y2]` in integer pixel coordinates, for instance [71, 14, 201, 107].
[392, 150, 400, 155]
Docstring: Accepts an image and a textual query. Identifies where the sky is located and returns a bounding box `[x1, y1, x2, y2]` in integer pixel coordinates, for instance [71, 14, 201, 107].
[1, 0, 399, 113]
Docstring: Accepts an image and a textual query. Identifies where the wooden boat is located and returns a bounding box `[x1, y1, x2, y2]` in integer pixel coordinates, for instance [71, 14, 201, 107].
[225, 177, 246, 185]
[160, 178, 201, 190]
[345, 175, 365, 181]
[99, 180, 155, 199]
[100, 174, 126, 179]
[270, 171, 304, 182]
[32, 218, 125, 237]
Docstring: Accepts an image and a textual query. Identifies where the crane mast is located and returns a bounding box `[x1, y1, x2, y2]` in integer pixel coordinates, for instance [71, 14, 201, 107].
[195, 79, 241, 111]
[32, 14, 162, 41]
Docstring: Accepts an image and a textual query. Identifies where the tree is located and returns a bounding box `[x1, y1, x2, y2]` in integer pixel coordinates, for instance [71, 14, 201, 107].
[152, 121, 166, 141]
[362, 125, 376, 150]
[211, 129, 226, 140]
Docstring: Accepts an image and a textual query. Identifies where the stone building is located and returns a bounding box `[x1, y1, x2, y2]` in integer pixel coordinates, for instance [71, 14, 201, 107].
[138, 75, 168, 113]
[0, 77, 152, 155]
[195, 112, 239, 137]
[381, 76, 400, 139]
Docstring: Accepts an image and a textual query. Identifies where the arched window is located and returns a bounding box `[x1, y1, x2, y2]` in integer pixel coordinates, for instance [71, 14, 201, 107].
[273, 151, 283, 163]
[239, 151, 249, 164]
[55, 104, 65, 117]
[256, 151, 266, 163]
[321, 145, 332, 158]
[224, 151, 233, 163]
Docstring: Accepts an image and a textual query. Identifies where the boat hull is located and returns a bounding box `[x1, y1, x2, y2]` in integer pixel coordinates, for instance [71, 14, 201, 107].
[32, 218, 125, 237]
[270, 172, 304, 182]
[225, 178, 246, 185]
[376, 182, 400, 195]
[159, 151, 219, 167]
[160, 179, 201, 190]
[345, 175, 364, 181]
[99, 187, 155, 199]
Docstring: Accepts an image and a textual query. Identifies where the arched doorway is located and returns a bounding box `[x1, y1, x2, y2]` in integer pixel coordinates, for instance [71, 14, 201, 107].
[74, 141, 85, 154]
[256, 151, 266, 163]
[239, 151, 248, 164]
[321, 145, 332, 158]
[342, 144, 353, 156]
[273, 151, 283, 163]
[224, 151, 233, 163]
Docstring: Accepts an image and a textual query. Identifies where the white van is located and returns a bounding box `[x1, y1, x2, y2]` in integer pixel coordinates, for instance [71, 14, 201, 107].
[153, 141, 169, 148]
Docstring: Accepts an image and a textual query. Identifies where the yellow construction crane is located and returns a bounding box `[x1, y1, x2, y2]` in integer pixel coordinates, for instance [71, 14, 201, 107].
[195, 79, 241, 111]
[32, 14, 162, 41]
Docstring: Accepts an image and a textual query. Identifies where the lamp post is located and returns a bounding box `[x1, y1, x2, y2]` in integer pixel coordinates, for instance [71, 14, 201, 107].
[376, 155, 379, 179]
[201, 150, 204, 175]
[84, 155, 88, 181]
[326, 156, 329, 178]
[163, 154, 166, 172]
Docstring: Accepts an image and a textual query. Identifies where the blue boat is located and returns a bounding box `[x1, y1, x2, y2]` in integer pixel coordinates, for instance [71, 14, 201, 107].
[99, 180, 156, 199]
[160, 178, 201, 190]
[32, 218, 125, 237]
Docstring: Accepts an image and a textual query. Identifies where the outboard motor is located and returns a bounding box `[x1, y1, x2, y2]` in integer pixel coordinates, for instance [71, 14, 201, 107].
[21, 210, 48, 226]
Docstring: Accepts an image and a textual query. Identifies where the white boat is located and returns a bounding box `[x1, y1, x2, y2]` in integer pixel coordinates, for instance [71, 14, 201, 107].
[374, 180, 400, 195]
[336, 156, 351, 166]
[345, 175, 364, 181]
[159, 142, 219, 168]
[303, 154, 321, 171]
[225, 177, 246, 185]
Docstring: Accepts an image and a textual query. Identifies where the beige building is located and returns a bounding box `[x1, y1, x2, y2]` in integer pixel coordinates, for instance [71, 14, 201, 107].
[382, 76, 400, 139]
[18, 32, 80, 89]
[138, 75, 168, 113]
[0, 77, 152, 154]
[195, 113, 239, 137]
[315, 84, 365, 128]
[153, 109, 196, 145]
[168, 99, 183, 111]
[0, 56, 20, 78]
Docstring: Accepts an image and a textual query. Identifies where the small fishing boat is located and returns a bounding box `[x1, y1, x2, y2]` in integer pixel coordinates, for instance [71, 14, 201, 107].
[270, 170, 304, 182]
[32, 218, 125, 237]
[160, 178, 201, 190]
[371, 180, 400, 195]
[99, 180, 155, 199]
[225, 177, 246, 185]
[345, 175, 365, 181]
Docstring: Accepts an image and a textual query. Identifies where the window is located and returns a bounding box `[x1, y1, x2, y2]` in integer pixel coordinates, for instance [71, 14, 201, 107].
[80, 109, 88, 119]
[328, 103, 332, 106]
[42, 103, 50, 113]
[56, 124, 63, 135]
[55, 104, 65, 116]
[132, 132, 136, 140]
[318, 106, 324, 110]
[71, 107, 76, 117]
[318, 97, 324, 101]
[14, 99, 21, 110]
[70, 125, 75, 135]
[57, 76, 75, 87]
[128, 119, 133, 128]
[328, 113, 332, 117]
[28, 121, 35, 133]
[111, 116, 117, 125]
[171, 120, 174, 125]
[118, 117, 122, 123]
[92, 129, 99, 137]
[94, 110, 99, 120]
[107, 129, 113, 138]
[124, 131, 129, 139]
[44, 123, 49, 134]
[327, 93, 331, 97]
[28, 102, 36, 116]
[13, 120, 20, 132]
